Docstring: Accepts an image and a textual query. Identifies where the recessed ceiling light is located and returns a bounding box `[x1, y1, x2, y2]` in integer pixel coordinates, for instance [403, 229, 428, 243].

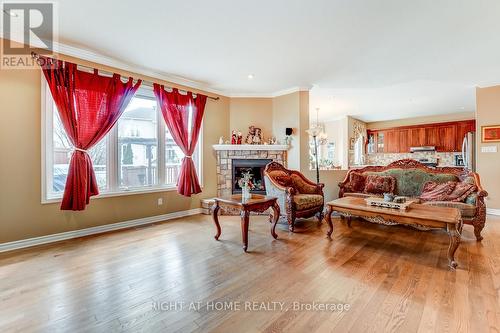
[3, 9, 18, 17]
[247, 74, 254, 79]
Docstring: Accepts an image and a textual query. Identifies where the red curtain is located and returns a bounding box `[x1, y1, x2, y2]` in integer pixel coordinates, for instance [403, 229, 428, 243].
[39, 56, 141, 210]
[153, 85, 207, 197]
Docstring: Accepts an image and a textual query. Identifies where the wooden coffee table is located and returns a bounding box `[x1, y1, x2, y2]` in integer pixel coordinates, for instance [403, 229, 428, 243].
[212, 194, 280, 252]
[325, 197, 463, 269]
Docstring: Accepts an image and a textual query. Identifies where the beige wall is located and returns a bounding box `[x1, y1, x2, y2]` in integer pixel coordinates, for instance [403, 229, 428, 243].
[229, 98, 273, 140]
[0, 50, 229, 243]
[230, 91, 347, 201]
[366, 111, 475, 130]
[476, 86, 500, 210]
[272, 92, 301, 169]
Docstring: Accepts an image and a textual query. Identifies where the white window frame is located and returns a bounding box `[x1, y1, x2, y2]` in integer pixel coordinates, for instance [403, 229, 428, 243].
[41, 79, 203, 204]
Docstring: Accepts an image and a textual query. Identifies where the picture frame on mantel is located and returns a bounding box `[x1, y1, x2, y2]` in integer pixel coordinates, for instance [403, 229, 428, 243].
[481, 125, 500, 142]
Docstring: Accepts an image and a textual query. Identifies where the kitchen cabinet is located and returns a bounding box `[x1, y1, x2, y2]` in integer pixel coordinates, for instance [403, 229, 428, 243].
[409, 128, 425, 147]
[456, 121, 475, 151]
[367, 120, 475, 154]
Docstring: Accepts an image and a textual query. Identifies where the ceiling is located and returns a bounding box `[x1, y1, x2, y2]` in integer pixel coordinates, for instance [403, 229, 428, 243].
[5, 0, 500, 121]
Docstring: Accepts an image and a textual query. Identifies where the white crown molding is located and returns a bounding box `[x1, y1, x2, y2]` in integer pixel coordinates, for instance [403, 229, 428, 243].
[228, 86, 312, 98]
[51, 41, 229, 97]
[487, 208, 500, 216]
[0, 34, 311, 98]
[0, 208, 202, 253]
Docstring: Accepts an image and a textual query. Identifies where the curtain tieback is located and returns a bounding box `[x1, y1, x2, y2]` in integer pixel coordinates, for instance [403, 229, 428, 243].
[185, 155, 192, 158]
[74, 147, 88, 153]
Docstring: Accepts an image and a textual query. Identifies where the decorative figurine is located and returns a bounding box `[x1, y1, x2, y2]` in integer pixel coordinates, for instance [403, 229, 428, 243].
[252, 128, 263, 144]
[268, 136, 277, 145]
[218, 136, 224, 144]
[237, 131, 243, 144]
[231, 130, 237, 144]
[245, 126, 256, 144]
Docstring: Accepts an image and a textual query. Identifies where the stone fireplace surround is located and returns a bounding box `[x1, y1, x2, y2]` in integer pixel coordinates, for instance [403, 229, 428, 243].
[213, 145, 289, 198]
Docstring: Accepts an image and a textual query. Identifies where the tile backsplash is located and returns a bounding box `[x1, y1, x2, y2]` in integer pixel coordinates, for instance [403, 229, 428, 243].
[365, 152, 460, 167]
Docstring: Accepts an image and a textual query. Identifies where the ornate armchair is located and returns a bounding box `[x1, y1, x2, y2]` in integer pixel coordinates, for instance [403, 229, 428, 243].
[264, 162, 324, 232]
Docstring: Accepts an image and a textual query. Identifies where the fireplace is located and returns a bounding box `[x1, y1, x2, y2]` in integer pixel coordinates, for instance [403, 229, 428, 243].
[232, 159, 272, 194]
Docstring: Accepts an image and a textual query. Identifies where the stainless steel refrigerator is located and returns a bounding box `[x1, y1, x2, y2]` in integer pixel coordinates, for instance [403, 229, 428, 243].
[461, 132, 475, 171]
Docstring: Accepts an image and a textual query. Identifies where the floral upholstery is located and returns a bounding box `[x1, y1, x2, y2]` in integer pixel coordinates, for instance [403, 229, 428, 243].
[363, 175, 396, 195]
[293, 194, 324, 210]
[290, 174, 320, 194]
[365, 169, 458, 197]
[344, 172, 366, 192]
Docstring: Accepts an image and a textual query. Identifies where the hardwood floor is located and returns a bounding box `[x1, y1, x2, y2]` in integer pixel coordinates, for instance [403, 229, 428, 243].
[0, 214, 499, 332]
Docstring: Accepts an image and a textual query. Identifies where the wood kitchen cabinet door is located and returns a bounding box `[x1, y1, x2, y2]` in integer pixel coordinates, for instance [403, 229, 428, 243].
[409, 128, 425, 148]
[455, 120, 475, 150]
[385, 130, 399, 153]
[397, 129, 411, 153]
[425, 127, 440, 147]
[437, 125, 457, 152]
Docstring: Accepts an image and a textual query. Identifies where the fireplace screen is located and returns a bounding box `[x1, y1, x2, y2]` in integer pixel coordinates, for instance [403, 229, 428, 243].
[232, 159, 272, 194]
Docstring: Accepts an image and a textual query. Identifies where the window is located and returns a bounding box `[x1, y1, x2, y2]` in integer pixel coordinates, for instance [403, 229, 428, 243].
[118, 97, 158, 189]
[42, 80, 203, 202]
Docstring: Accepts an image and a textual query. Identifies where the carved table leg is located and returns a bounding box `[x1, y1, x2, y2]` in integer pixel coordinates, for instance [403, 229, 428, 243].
[241, 210, 250, 252]
[212, 202, 221, 240]
[447, 221, 461, 269]
[346, 216, 352, 228]
[271, 202, 280, 239]
[326, 205, 334, 238]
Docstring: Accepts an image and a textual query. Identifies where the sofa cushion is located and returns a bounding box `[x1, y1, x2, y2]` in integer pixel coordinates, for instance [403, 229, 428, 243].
[448, 182, 477, 202]
[293, 194, 323, 210]
[420, 181, 456, 201]
[465, 193, 477, 205]
[364, 169, 458, 197]
[423, 201, 477, 218]
[350, 172, 366, 192]
[363, 175, 396, 195]
[420, 181, 477, 202]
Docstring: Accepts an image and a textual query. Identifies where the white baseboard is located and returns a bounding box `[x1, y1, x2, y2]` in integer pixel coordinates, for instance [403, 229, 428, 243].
[487, 208, 500, 216]
[0, 208, 202, 253]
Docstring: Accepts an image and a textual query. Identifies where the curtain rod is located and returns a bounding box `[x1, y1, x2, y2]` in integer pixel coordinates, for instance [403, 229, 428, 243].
[31, 52, 220, 101]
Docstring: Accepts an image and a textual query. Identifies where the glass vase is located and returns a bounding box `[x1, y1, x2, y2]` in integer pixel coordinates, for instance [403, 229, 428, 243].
[242, 185, 251, 199]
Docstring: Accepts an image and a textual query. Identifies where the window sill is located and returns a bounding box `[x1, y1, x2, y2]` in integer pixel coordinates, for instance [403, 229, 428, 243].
[42, 185, 183, 204]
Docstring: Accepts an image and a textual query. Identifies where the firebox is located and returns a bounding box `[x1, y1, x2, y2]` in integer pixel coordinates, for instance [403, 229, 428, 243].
[232, 159, 272, 194]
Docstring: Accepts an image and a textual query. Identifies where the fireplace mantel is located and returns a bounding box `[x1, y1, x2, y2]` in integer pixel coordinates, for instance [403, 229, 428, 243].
[212, 144, 289, 151]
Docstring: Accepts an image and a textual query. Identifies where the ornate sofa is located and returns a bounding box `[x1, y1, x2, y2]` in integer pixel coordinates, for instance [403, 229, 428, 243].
[338, 159, 488, 240]
[264, 162, 324, 232]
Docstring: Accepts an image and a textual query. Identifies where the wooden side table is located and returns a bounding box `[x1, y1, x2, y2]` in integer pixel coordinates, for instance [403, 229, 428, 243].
[212, 194, 280, 252]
